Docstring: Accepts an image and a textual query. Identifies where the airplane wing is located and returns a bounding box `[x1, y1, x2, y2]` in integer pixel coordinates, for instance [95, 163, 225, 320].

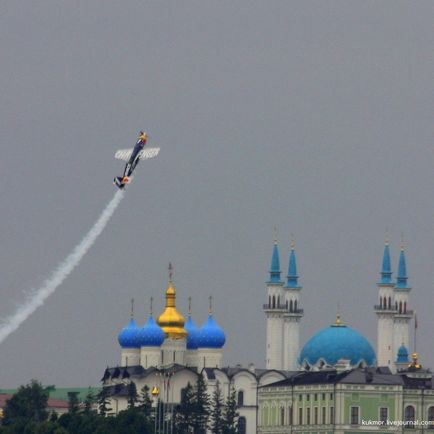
[138, 147, 160, 160]
[114, 149, 133, 161]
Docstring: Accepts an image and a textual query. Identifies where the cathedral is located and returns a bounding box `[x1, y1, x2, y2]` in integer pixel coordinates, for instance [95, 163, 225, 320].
[101, 239, 418, 434]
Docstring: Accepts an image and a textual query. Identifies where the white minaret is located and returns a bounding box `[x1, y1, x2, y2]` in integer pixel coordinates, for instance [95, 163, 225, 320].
[283, 238, 303, 371]
[375, 240, 396, 368]
[393, 242, 413, 363]
[264, 238, 285, 369]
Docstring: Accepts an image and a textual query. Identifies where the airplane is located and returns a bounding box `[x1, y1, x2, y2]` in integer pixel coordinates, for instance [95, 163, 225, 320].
[114, 131, 160, 189]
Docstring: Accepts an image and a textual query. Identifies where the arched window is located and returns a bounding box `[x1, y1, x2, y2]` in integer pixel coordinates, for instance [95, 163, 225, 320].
[238, 416, 246, 434]
[288, 406, 292, 425]
[294, 300, 298, 311]
[272, 295, 276, 308]
[286, 300, 288, 310]
[388, 297, 391, 309]
[380, 298, 383, 308]
[395, 301, 398, 310]
[268, 295, 271, 307]
[428, 407, 434, 429]
[405, 405, 415, 428]
[383, 296, 387, 309]
[290, 300, 293, 312]
[404, 301, 407, 313]
[399, 301, 402, 314]
[237, 390, 244, 406]
[280, 407, 285, 425]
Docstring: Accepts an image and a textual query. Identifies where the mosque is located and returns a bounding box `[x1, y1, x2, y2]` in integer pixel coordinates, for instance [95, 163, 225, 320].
[101, 239, 418, 434]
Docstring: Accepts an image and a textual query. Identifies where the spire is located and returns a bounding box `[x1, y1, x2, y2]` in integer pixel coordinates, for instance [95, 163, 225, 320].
[130, 298, 135, 319]
[286, 235, 300, 288]
[268, 231, 282, 284]
[379, 238, 393, 285]
[396, 241, 409, 289]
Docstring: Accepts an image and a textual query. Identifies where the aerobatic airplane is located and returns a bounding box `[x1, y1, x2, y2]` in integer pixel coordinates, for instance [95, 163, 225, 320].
[114, 131, 160, 189]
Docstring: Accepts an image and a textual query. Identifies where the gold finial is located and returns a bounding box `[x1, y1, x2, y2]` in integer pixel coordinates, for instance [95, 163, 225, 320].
[335, 313, 342, 326]
[188, 296, 192, 316]
[290, 233, 295, 250]
[168, 262, 173, 283]
[151, 386, 159, 397]
[400, 232, 405, 251]
[209, 295, 213, 314]
[130, 298, 135, 319]
[273, 227, 278, 245]
[150, 296, 153, 316]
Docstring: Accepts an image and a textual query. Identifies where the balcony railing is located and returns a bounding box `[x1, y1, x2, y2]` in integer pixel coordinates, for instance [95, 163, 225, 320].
[263, 304, 304, 314]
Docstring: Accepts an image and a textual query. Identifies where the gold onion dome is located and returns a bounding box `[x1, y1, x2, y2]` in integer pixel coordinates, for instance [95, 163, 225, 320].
[157, 266, 187, 339]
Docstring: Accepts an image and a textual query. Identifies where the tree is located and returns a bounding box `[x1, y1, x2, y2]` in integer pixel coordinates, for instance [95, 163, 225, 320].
[192, 374, 209, 434]
[67, 392, 80, 415]
[222, 387, 239, 434]
[83, 388, 96, 415]
[3, 380, 49, 425]
[173, 382, 195, 434]
[209, 382, 224, 434]
[97, 388, 112, 417]
[127, 381, 138, 409]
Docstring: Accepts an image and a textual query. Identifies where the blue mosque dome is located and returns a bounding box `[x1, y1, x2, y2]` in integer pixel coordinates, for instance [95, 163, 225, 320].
[299, 317, 376, 368]
[397, 344, 409, 363]
[118, 318, 141, 349]
[185, 315, 200, 350]
[197, 315, 226, 349]
[139, 316, 165, 347]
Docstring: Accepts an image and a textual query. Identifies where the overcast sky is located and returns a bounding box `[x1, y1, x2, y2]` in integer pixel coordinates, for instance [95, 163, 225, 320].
[0, 1, 433, 388]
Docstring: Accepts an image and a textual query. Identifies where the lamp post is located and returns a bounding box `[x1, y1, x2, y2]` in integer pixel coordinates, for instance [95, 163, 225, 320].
[152, 386, 160, 434]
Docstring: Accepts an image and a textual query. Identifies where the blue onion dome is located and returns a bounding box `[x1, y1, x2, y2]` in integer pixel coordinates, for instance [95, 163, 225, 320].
[139, 316, 165, 347]
[197, 315, 226, 349]
[299, 316, 376, 368]
[397, 344, 409, 363]
[185, 316, 200, 350]
[118, 319, 141, 349]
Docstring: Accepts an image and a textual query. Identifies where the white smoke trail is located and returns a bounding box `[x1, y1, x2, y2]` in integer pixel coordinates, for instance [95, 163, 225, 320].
[0, 189, 125, 344]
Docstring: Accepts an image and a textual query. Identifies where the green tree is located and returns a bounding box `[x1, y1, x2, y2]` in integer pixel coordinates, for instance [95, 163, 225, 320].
[222, 387, 239, 434]
[209, 382, 224, 434]
[192, 375, 209, 434]
[3, 380, 49, 425]
[82, 388, 96, 415]
[67, 392, 80, 415]
[127, 381, 138, 409]
[173, 382, 195, 434]
[97, 388, 112, 417]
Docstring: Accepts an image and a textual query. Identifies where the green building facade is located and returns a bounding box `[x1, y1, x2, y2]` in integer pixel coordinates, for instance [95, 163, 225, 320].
[258, 364, 434, 434]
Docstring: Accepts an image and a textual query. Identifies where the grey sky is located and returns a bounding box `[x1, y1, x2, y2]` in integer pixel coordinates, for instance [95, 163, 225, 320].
[0, 1, 433, 387]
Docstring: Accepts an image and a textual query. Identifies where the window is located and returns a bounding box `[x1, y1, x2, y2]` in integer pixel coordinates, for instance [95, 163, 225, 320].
[399, 301, 402, 314]
[322, 393, 326, 401]
[272, 295, 276, 308]
[294, 300, 298, 311]
[299, 394, 302, 401]
[314, 407, 318, 424]
[290, 300, 293, 312]
[405, 405, 415, 429]
[238, 416, 246, 434]
[330, 393, 333, 400]
[307, 407, 311, 425]
[237, 390, 244, 406]
[428, 406, 434, 429]
[299, 408, 303, 425]
[314, 393, 318, 401]
[288, 406, 292, 425]
[280, 407, 285, 425]
[350, 406, 359, 425]
[380, 407, 388, 423]
[322, 406, 326, 424]
[330, 406, 334, 424]
[306, 394, 310, 401]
